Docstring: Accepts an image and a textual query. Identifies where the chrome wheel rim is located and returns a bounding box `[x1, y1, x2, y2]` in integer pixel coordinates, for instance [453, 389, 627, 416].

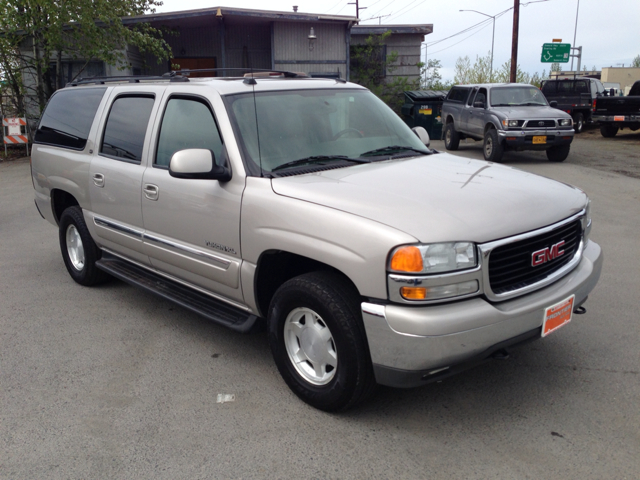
[66, 224, 85, 271]
[445, 128, 451, 145]
[283, 307, 337, 385]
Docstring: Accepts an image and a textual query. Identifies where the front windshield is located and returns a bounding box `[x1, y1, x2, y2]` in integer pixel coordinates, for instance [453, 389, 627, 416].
[224, 89, 429, 175]
[490, 86, 548, 106]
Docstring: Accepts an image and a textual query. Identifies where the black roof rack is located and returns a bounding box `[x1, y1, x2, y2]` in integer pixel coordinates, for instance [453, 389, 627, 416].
[68, 68, 321, 87]
[69, 72, 189, 86]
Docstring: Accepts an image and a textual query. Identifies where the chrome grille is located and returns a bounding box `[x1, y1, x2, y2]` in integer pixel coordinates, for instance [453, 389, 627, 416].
[488, 220, 582, 295]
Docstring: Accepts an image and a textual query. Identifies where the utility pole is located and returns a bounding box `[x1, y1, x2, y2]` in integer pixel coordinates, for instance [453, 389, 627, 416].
[347, 0, 367, 19]
[509, 0, 519, 83]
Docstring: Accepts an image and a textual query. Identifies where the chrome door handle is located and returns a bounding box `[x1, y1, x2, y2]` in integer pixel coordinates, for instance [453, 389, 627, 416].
[143, 184, 159, 201]
[93, 173, 105, 187]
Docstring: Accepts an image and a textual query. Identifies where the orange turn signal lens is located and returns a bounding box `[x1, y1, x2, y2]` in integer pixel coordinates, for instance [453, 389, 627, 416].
[390, 246, 423, 272]
[400, 287, 427, 300]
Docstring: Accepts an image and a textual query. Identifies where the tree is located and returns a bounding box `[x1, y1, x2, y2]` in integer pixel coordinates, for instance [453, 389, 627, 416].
[350, 31, 423, 113]
[0, 0, 173, 117]
[453, 52, 492, 84]
[493, 60, 530, 84]
[632, 55, 640, 68]
[453, 55, 471, 84]
[422, 58, 452, 91]
[550, 62, 562, 74]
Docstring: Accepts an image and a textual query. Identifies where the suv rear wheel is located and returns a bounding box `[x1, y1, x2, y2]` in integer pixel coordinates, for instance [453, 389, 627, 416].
[483, 129, 504, 162]
[444, 123, 460, 150]
[268, 271, 375, 411]
[59, 206, 109, 286]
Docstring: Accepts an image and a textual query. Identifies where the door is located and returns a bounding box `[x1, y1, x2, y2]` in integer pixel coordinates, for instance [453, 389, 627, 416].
[467, 88, 488, 137]
[88, 89, 164, 265]
[141, 94, 244, 301]
[459, 87, 478, 132]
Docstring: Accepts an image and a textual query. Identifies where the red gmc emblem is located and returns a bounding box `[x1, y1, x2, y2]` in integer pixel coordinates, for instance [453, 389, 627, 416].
[532, 240, 565, 266]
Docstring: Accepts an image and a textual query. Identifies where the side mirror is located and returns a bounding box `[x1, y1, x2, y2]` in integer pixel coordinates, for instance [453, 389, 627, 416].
[473, 100, 485, 108]
[549, 100, 558, 108]
[169, 149, 231, 181]
[411, 126, 430, 147]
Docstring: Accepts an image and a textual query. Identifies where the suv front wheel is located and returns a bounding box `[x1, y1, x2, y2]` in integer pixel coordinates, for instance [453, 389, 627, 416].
[267, 271, 375, 411]
[483, 129, 504, 162]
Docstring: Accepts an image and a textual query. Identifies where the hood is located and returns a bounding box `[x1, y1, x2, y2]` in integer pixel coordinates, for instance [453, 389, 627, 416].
[494, 105, 572, 120]
[270, 153, 586, 244]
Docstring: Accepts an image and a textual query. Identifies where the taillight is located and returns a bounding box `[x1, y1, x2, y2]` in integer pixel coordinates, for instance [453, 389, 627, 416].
[592, 100, 596, 112]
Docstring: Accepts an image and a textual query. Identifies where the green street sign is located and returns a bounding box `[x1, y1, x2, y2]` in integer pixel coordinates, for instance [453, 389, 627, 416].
[541, 43, 571, 63]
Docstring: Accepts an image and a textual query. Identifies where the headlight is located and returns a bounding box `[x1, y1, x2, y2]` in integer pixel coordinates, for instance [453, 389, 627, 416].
[559, 118, 573, 127]
[502, 119, 520, 127]
[389, 242, 477, 274]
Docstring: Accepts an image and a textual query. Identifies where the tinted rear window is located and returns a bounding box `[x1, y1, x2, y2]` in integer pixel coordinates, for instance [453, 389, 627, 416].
[34, 88, 107, 150]
[446, 87, 471, 103]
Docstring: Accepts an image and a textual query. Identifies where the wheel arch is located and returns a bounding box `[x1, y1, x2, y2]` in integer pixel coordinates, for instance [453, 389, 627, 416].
[253, 250, 361, 319]
[51, 189, 80, 226]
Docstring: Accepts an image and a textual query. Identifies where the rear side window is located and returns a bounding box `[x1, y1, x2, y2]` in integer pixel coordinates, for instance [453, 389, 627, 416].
[447, 87, 471, 103]
[100, 95, 155, 163]
[155, 97, 223, 168]
[34, 87, 107, 150]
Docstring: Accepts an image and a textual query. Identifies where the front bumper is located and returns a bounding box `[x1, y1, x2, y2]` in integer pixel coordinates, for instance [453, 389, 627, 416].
[362, 240, 602, 388]
[498, 128, 574, 150]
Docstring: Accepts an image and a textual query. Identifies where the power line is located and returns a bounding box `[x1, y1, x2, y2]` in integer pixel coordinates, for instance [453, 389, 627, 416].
[323, 0, 344, 14]
[427, 21, 494, 55]
[386, 0, 425, 23]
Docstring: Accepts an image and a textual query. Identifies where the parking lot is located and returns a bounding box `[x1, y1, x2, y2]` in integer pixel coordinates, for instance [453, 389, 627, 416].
[1, 131, 639, 479]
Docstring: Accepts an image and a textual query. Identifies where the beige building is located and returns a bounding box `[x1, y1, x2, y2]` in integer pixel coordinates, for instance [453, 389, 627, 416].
[601, 68, 640, 95]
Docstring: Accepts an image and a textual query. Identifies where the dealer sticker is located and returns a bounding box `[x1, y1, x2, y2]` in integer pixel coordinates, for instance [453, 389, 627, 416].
[542, 295, 575, 337]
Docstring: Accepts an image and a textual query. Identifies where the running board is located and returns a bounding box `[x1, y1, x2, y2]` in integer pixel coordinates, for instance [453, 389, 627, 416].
[96, 253, 258, 333]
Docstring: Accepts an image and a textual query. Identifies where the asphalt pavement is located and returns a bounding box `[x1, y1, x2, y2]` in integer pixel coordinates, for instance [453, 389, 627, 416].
[1, 138, 638, 479]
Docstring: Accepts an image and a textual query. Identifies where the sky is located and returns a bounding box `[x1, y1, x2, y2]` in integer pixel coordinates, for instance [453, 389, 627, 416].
[155, 0, 640, 81]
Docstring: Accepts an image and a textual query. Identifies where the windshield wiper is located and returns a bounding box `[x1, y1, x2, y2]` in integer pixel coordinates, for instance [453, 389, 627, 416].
[359, 145, 431, 158]
[271, 155, 369, 172]
[513, 102, 547, 106]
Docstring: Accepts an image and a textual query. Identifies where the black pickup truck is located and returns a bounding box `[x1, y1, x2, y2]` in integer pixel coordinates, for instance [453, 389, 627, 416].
[592, 81, 640, 137]
[541, 77, 609, 133]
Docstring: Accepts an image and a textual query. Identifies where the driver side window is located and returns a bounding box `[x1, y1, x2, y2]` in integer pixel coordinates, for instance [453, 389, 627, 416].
[474, 88, 487, 107]
[155, 97, 224, 168]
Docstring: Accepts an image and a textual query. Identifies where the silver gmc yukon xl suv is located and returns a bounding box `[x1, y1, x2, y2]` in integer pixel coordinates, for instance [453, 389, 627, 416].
[31, 73, 603, 411]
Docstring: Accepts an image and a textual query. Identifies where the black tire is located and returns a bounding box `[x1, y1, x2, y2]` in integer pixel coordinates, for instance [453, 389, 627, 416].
[546, 145, 571, 162]
[268, 271, 376, 411]
[600, 124, 619, 138]
[59, 206, 109, 286]
[443, 122, 460, 150]
[483, 129, 504, 162]
[573, 112, 584, 133]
